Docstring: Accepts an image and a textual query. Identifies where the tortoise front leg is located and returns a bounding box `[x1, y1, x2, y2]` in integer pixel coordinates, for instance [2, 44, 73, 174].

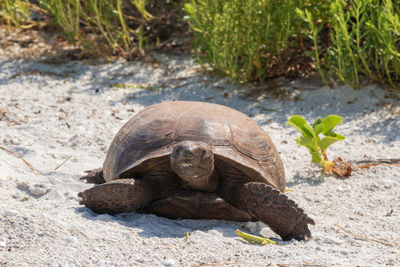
[80, 168, 105, 184]
[224, 182, 315, 241]
[78, 171, 180, 215]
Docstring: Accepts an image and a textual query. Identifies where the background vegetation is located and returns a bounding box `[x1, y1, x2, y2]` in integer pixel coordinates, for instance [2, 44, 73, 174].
[0, 0, 399, 89]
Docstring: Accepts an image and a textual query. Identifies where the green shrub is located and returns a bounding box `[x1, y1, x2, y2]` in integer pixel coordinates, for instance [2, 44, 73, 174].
[0, 0, 39, 28]
[298, 0, 400, 89]
[185, 0, 400, 89]
[2, 0, 399, 89]
[40, 0, 156, 56]
[0, 0, 183, 57]
[184, 0, 307, 82]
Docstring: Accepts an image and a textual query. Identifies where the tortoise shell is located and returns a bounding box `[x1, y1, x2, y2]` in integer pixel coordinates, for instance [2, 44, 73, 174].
[103, 101, 285, 191]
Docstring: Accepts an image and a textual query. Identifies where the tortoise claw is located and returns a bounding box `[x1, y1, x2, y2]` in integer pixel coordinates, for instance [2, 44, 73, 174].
[77, 192, 85, 205]
[79, 168, 105, 184]
[307, 216, 316, 225]
[227, 182, 315, 241]
[283, 215, 314, 241]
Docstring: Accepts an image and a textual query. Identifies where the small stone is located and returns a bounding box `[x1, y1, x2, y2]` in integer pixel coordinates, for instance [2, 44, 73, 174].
[21, 196, 30, 202]
[3, 210, 19, 217]
[162, 258, 176, 266]
[323, 236, 343, 245]
[337, 185, 351, 192]
[379, 179, 397, 189]
[16, 181, 30, 191]
[65, 236, 79, 244]
[29, 184, 48, 196]
[0, 241, 6, 248]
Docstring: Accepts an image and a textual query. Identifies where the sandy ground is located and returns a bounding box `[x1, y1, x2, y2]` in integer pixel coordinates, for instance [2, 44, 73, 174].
[0, 52, 399, 267]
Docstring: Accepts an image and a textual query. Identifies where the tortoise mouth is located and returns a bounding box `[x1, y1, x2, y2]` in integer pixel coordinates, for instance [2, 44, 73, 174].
[170, 141, 214, 179]
[174, 160, 213, 177]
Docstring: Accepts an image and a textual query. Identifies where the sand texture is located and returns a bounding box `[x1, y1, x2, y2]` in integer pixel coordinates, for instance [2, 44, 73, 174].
[1, 53, 399, 266]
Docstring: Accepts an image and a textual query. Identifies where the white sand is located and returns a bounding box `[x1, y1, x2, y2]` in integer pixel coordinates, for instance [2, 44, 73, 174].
[0, 52, 399, 266]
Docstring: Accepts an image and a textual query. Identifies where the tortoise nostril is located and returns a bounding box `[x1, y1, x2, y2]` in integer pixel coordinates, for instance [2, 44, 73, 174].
[184, 151, 193, 158]
[199, 149, 207, 158]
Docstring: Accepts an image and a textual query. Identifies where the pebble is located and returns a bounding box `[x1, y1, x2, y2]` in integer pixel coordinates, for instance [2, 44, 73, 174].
[91, 247, 101, 252]
[65, 236, 79, 244]
[16, 180, 30, 191]
[323, 236, 343, 245]
[337, 184, 352, 192]
[162, 258, 176, 266]
[29, 184, 48, 196]
[0, 241, 6, 248]
[3, 210, 19, 217]
[379, 179, 397, 189]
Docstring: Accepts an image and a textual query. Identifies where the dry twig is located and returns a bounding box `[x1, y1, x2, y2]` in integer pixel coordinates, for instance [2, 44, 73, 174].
[0, 146, 40, 174]
[54, 155, 72, 170]
[335, 224, 394, 247]
[330, 158, 400, 178]
[353, 159, 400, 169]
[197, 262, 265, 267]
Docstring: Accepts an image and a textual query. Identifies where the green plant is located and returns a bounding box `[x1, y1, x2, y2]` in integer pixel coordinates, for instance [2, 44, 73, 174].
[184, 0, 305, 82]
[39, 0, 146, 55]
[0, 0, 182, 57]
[0, 0, 43, 29]
[286, 115, 345, 172]
[298, 0, 400, 90]
[235, 229, 277, 245]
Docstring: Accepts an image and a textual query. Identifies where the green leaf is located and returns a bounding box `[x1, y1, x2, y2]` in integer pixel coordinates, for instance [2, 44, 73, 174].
[313, 124, 323, 135]
[312, 117, 323, 128]
[296, 135, 313, 149]
[310, 150, 323, 164]
[320, 134, 345, 152]
[286, 115, 315, 137]
[235, 229, 277, 245]
[312, 117, 324, 135]
[321, 115, 343, 135]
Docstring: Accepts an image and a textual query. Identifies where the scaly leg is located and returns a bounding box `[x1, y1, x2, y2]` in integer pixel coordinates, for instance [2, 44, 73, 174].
[140, 190, 256, 221]
[78, 170, 179, 215]
[224, 182, 315, 241]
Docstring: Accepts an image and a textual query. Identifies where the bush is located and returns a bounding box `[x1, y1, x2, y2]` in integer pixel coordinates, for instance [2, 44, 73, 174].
[184, 0, 310, 82]
[299, 0, 400, 89]
[185, 0, 400, 89]
[0, 0, 185, 57]
[1, 1, 399, 89]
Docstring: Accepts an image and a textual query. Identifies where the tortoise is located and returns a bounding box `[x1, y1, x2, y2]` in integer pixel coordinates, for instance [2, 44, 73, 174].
[78, 101, 314, 241]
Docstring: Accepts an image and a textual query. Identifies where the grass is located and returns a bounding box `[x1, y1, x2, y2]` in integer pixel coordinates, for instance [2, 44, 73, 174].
[1, 0, 399, 89]
[185, 0, 400, 89]
[0, 0, 44, 28]
[109, 82, 162, 90]
[184, 0, 305, 82]
[298, 0, 400, 89]
[0, 0, 183, 57]
[39, 0, 153, 56]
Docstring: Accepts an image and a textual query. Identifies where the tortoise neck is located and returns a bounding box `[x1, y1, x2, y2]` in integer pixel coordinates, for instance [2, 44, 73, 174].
[179, 171, 219, 192]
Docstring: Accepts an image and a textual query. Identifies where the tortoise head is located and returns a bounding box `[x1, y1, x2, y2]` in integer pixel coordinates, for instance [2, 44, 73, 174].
[170, 141, 215, 190]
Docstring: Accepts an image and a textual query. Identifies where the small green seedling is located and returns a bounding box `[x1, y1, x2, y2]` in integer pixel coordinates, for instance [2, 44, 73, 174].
[109, 83, 162, 91]
[286, 115, 345, 173]
[235, 229, 277, 245]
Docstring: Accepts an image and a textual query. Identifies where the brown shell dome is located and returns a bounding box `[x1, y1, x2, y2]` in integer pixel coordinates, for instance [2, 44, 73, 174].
[103, 101, 285, 191]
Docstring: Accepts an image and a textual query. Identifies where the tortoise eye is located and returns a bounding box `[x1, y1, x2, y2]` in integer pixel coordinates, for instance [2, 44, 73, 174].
[200, 149, 207, 158]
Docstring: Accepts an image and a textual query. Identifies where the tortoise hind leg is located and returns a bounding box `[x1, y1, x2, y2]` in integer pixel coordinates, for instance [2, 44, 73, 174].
[140, 190, 256, 222]
[78, 171, 180, 215]
[223, 182, 315, 241]
[80, 168, 105, 184]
